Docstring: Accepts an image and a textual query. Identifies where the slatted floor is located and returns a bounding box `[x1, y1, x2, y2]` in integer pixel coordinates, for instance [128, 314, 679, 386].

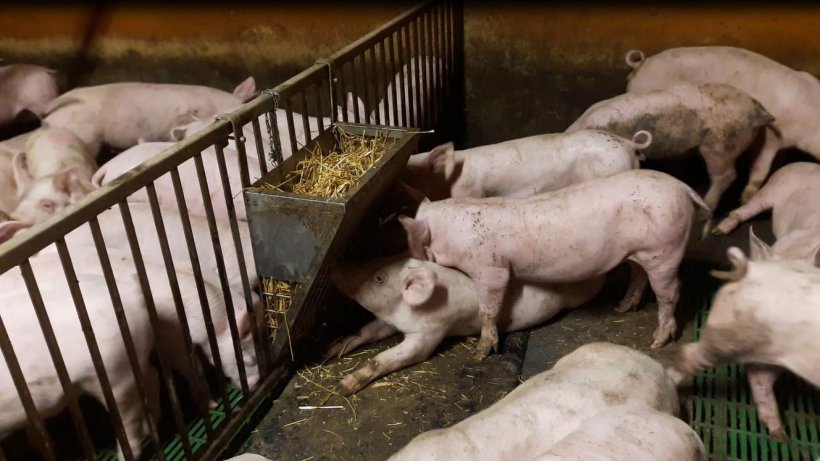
[684, 264, 820, 461]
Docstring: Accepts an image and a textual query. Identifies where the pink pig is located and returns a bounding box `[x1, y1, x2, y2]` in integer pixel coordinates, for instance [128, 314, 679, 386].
[399, 169, 710, 358]
[0, 63, 59, 126]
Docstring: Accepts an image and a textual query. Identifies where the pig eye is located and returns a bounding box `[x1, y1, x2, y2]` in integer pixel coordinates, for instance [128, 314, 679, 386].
[38, 200, 56, 211]
[374, 274, 386, 284]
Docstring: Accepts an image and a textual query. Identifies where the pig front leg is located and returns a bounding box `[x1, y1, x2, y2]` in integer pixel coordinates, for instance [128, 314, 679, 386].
[471, 265, 510, 360]
[325, 319, 398, 359]
[713, 183, 775, 235]
[337, 331, 444, 395]
[747, 364, 787, 442]
[666, 341, 719, 386]
[741, 127, 782, 204]
[615, 260, 648, 313]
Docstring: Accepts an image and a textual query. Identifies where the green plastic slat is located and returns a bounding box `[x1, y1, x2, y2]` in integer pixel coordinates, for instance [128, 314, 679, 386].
[686, 263, 820, 461]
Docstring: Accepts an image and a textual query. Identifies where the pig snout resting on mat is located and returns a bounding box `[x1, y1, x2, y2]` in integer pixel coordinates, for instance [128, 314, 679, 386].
[388, 342, 679, 461]
[0, 63, 59, 126]
[402, 128, 647, 201]
[667, 245, 820, 442]
[566, 82, 774, 210]
[399, 169, 711, 358]
[41, 77, 257, 155]
[625, 46, 820, 203]
[9, 125, 96, 224]
[713, 162, 820, 263]
[328, 254, 604, 395]
[532, 405, 707, 461]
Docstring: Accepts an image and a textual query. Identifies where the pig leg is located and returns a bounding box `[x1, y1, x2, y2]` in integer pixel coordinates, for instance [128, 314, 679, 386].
[471, 266, 510, 360]
[700, 145, 740, 212]
[635, 250, 683, 348]
[615, 261, 648, 313]
[325, 319, 398, 358]
[747, 364, 787, 442]
[338, 331, 444, 395]
[713, 178, 776, 235]
[86, 378, 147, 460]
[741, 127, 782, 204]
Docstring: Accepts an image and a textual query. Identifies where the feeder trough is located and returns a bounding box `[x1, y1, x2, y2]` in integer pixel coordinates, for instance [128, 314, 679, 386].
[244, 122, 420, 352]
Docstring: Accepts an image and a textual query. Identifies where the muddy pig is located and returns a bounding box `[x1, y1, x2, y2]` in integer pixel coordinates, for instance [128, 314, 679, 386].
[533, 405, 706, 461]
[713, 162, 820, 263]
[402, 129, 647, 201]
[667, 245, 820, 441]
[625, 46, 820, 203]
[566, 83, 773, 210]
[399, 169, 710, 358]
[328, 254, 604, 394]
[388, 342, 679, 461]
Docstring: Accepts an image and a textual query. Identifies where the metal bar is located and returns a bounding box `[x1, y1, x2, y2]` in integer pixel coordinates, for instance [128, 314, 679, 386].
[250, 118, 268, 176]
[378, 38, 392, 125]
[334, 65, 349, 124]
[431, 6, 443, 127]
[367, 46, 381, 125]
[142, 187, 197, 459]
[314, 83, 327, 132]
[359, 54, 373, 124]
[52, 243, 136, 460]
[87, 218, 167, 460]
[299, 91, 311, 145]
[0, 309, 57, 461]
[415, 16, 429, 130]
[386, 33, 401, 126]
[348, 60, 362, 124]
[401, 25, 416, 127]
[211, 143, 258, 396]
[424, 11, 436, 128]
[453, 0, 465, 145]
[168, 167, 228, 437]
[118, 200, 194, 460]
[282, 98, 300, 157]
[436, 2, 446, 127]
[16, 260, 99, 460]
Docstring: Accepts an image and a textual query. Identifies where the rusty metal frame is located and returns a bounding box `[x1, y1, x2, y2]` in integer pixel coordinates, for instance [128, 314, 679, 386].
[0, 1, 463, 459]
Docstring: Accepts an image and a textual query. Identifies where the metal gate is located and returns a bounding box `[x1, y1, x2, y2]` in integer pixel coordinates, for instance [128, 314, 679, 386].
[0, 1, 463, 460]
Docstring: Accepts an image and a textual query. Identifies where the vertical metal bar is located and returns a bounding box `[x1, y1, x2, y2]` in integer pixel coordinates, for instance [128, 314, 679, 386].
[211, 143, 264, 397]
[367, 46, 381, 125]
[424, 10, 436, 128]
[282, 98, 300, 156]
[314, 83, 327, 132]
[387, 33, 401, 126]
[227, 119, 253, 190]
[349, 60, 363, 124]
[168, 167, 230, 436]
[359, 54, 372, 124]
[87, 218, 167, 461]
[401, 25, 416, 127]
[335, 64, 349, 124]
[0, 312, 57, 461]
[250, 118, 268, 176]
[433, 5, 444, 127]
[299, 91, 312, 145]
[453, 0, 465, 146]
[378, 39, 392, 126]
[415, 16, 429, 130]
[50, 244, 136, 461]
[412, 20, 425, 128]
[13, 261, 99, 460]
[118, 200, 198, 454]
[443, 0, 453, 107]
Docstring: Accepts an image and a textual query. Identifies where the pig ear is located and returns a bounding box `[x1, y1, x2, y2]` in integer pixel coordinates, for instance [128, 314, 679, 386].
[401, 267, 438, 307]
[169, 125, 188, 141]
[12, 152, 34, 197]
[398, 180, 430, 204]
[710, 246, 749, 281]
[233, 77, 257, 102]
[0, 220, 32, 245]
[427, 142, 456, 178]
[748, 226, 773, 261]
[398, 215, 431, 260]
[53, 168, 90, 201]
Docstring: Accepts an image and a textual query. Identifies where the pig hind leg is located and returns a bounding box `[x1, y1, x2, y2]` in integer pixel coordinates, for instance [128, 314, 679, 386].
[747, 364, 788, 442]
[338, 331, 444, 395]
[700, 141, 744, 211]
[741, 126, 783, 204]
[471, 265, 510, 360]
[632, 246, 685, 348]
[615, 260, 648, 313]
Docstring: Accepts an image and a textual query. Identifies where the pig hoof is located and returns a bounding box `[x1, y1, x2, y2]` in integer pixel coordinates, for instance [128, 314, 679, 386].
[650, 336, 671, 349]
[713, 217, 739, 236]
[339, 374, 363, 396]
[614, 300, 638, 313]
[770, 428, 789, 443]
[208, 399, 218, 409]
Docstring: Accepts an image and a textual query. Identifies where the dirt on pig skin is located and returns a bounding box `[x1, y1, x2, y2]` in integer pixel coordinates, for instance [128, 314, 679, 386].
[239, 334, 523, 461]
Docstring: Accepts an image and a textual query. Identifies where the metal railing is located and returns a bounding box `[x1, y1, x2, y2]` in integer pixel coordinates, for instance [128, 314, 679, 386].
[0, 1, 463, 460]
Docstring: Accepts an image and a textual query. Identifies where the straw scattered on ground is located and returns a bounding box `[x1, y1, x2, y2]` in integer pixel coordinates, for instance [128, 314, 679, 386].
[261, 127, 390, 199]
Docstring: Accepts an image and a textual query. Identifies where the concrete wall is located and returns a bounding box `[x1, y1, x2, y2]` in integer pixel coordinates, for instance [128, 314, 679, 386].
[463, 5, 820, 147]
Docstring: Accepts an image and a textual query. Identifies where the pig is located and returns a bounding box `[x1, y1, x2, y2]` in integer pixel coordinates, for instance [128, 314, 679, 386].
[713, 162, 820, 263]
[533, 405, 707, 461]
[566, 83, 774, 210]
[0, 246, 260, 392]
[91, 141, 258, 221]
[666, 245, 820, 441]
[10, 126, 96, 224]
[0, 150, 19, 215]
[401, 129, 647, 201]
[328, 254, 605, 395]
[0, 129, 34, 157]
[169, 92, 365, 167]
[41, 77, 257, 155]
[388, 342, 679, 461]
[625, 46, 820, 203]
[0, 273, 154, 459]
[0, 64, 59, 126]
[398, 169, 710, 358]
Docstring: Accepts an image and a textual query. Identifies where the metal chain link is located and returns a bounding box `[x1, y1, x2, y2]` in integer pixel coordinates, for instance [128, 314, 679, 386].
[261, 89, 282, 167]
